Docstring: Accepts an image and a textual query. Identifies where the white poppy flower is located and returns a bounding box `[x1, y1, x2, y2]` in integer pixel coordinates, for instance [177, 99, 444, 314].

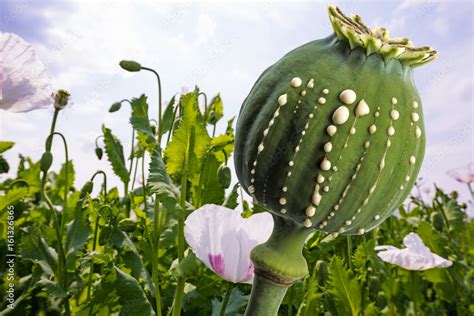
[447, 163, 474, 184]
[0, 32, 52, 112]
[184, 204, 273, 284]
[375, 232, 452, 271]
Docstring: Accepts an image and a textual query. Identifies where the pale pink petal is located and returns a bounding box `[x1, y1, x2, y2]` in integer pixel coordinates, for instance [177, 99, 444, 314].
[375, 232, 452, 271]
[447, 163, 474, 184]
[184, 204, 273, 284]
[0, 32, 52, 112]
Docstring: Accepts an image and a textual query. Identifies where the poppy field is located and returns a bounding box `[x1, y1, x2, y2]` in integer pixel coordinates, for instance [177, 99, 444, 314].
[1, 62, 473, 315]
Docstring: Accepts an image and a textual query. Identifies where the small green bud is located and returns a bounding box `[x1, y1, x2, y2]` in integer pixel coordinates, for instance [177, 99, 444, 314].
[98, 225, 112, 246]
[118, 218, 137, 232]
[217, 165, 231, 189]
[315, 260, 328, 286]
[40, 152, 53, 173]
[109, 102, 122, 113]
[449, 191, 458, 199]
[430, 212, 444, 231]
[80, 181, 94, 199]
[95, 147, 103, 160]
[150, 124, 157, 136]
[119, 60, 142, 72]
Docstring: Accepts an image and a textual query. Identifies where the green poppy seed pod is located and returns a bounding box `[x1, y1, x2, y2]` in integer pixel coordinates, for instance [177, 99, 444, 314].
[52, 89, 70, 110]
[80, 181, 94, 199]
[315, 260, 328, 286]
[234, 6, 436, 236]
[430, 212, 444, 231]
[95, 147, 103, 160]
[217, 165, 232, 189]
[109, 101, 122, 113]
[118, 218, 138, 232]
[119, 60, 142, 72]
[40, 152, 53, 173]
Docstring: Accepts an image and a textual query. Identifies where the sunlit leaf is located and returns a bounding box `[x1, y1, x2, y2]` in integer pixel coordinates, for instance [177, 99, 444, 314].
[328, 256, 361, 316]
[0, 141, 14, 153]
[102, 124, 130, 184]
[164, 90, 210, 180]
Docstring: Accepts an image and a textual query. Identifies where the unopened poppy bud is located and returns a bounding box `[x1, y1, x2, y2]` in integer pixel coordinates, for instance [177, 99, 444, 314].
[449, 191, 458, 199]
[109, 102, 122, 113]
[217, 165, 231, 189]
[80, 181, 94, 199]
[95, 147, 103, 160]
[52, 89, 70, 110]
[40, 152, 53, 173]
[118, 218, 138, 232]
[315, 260, 328, 285]
[430, 212, 444, 231]
[119, 60, 142, 72]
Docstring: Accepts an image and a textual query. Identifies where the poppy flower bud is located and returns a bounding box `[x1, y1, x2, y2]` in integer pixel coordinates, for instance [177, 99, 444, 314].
[99, 225, 112, 246]
[109, 101, 122, 113]
[119, 60, 142, 72]
[217, 165, 231, 188]
[118, 218, 138, 232]
[80, 181, 94, 199]
[430, 212, 444, 231]
[315, 260, 328, 286]
[95, 147, 103, 160]
[40, 152, 53, 173]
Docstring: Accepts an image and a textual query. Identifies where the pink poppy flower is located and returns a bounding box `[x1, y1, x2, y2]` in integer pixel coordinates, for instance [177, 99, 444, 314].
[184, 204, 273, 284]
[0, 32, 52, 112]
[447, 163, 474, 184]
[375, 232, 452, 271]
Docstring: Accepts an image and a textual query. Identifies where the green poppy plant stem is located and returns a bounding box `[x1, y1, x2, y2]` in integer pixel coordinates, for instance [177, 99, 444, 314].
[245, 216, 314, 316]
[40, 130, 70, 315]
[150, 199, 163, 316]
[91, 170, 108, 198]
[172, 140, 190, 316]
[142, 66, 163, 144]
[219, 283, 234, 316]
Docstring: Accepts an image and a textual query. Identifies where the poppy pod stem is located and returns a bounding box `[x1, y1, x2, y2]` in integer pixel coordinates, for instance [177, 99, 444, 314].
[245, 216, 314, 316]
[141, 66, 163, 144]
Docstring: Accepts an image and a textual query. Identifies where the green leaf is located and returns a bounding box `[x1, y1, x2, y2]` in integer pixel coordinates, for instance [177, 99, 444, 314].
[113, 266, 155, 316]
[64, 199, 91, 268]
[0, 141, 14, 153]
[0, 186, 30, 213]
[37, 278, 67, 299]
[130, 94, 156, 152]
[160, 95, 176, 137]
[109, 224, 154, 294]
[423, 268, 456, 302]
[205, 94, 224, 124]
[190, 153, 225, 207]
[211, 287, 248, 316]
[328, 256, 361, 316]
[223, 183, 240, 209]
[17, 156, 41, 193]
[210, 134, 234, 164]
[102, 125, 130, 184]
[171, 250, 200, 279]
[148, 147, 180, 212]
[21, 229, 58, 276]
[164, 90, 210, 180]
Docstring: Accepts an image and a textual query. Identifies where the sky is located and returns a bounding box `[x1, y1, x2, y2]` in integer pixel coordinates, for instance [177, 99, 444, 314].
[0, 0, 473, 211]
